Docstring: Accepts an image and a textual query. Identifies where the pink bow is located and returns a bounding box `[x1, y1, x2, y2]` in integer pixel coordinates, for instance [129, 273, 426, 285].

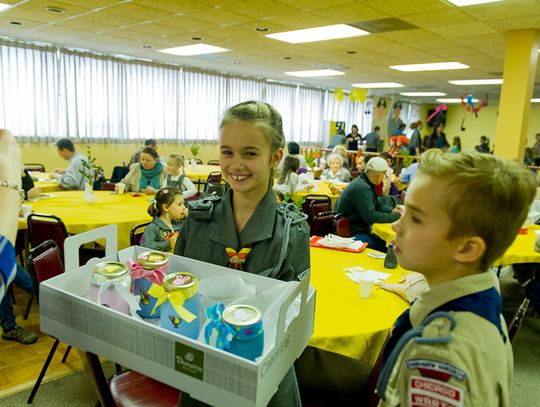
[128, 259, 165, 285]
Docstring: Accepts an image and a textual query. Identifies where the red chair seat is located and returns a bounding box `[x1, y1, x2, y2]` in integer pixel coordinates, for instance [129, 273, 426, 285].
[109, 370, 181, 407]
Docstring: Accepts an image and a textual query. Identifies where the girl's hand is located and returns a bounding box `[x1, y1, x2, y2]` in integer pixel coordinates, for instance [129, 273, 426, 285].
[143, 186, 157, 195]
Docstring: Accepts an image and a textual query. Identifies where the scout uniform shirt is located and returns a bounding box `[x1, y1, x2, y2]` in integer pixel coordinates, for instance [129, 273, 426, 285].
[140, 217, 183, 252]
[174, 188, 310, 283]
[378, 271, 512, 407]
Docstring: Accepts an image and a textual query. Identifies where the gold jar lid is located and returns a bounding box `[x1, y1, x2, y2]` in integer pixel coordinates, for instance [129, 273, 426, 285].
[163, 272, 197, 292]
[93, 262, 128, 279]
[137, 251, 169, 269]
[223, 304, 262, 327]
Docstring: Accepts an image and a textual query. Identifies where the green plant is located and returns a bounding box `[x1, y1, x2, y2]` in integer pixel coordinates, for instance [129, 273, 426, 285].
[284, 193, 306, 212]
[190, 143, 201, 158]
[303, 150, 321, 169]
[79, 146, 102, 185]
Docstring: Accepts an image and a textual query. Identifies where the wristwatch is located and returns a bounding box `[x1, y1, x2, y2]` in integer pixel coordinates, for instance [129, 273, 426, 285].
[0, 180, 25, 201]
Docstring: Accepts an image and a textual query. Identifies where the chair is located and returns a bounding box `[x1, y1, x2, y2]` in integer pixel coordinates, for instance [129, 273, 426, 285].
[130, 221, 152, 246]
[100, 181, 116, 191]
[310, 211, 335, 237]
[335, 214, 351, 238]
[309, 201, 331, 226]
[302, 195, 332, 224]
[26, 240, 73, 404]
[194, 158, 203, 165]
[207, 160, 220, 166]
[83, 352, 180, 407]
[207, 171, 223, 184]
[110, 166, 130, 183]
[24, 163, 46, 172]
[507, 297, 530, 344]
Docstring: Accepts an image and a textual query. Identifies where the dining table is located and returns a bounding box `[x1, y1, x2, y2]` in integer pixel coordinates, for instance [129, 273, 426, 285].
[29, 171, 63, 193]
[184, 164, 222, 182]
[19, 190, 153, 249]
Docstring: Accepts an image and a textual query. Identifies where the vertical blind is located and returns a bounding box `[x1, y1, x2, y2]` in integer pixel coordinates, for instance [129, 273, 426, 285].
[0, 41, 369, 144]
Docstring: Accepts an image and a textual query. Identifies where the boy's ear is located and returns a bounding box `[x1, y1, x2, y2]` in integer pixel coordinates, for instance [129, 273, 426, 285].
[454, 236, 486, 265]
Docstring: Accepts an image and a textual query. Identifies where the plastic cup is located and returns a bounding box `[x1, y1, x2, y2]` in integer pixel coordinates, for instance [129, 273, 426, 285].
[359, 279, 375, 299]
[21, 204, 32, 219]
[116, 183, 126, 194]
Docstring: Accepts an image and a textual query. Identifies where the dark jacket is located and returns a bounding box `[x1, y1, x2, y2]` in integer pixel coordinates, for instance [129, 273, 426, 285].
[336, 173, 400, 235]
[22, 169, 35, 200]
[140, 217, 183, 252]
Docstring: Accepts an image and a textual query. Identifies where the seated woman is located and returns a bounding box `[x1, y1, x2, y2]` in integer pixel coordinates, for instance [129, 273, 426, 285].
[321, 153, 351, 183]
[120, 147, 166, 194]
[331, 145, 351, 170]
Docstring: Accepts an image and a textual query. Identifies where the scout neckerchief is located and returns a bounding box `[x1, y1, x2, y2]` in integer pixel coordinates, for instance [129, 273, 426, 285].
[225, 247, 252, 270]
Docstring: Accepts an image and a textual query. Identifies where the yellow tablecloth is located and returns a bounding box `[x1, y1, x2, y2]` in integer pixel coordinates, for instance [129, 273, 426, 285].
[18, 190, 152, 249]
[309, 246, 410, 366]
[29, 171, 62, 192]
[372, 222, 540, 267]
[294, 181, 341, 208]
[184, 165, 221, 182]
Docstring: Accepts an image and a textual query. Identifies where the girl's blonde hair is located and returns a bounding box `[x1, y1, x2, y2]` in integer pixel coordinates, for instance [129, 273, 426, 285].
[167, 153, 185, 167]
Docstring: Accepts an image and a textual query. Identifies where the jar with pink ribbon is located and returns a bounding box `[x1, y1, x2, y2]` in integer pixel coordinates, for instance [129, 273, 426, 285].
[148, 272, 200, 338]
[129, 251, 169, 319]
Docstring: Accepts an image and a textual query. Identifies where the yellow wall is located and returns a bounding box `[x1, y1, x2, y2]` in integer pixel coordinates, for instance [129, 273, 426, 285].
[20, 142, 221, 176]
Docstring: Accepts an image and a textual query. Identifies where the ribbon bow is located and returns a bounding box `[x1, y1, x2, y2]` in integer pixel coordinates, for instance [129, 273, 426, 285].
[147, 283, 197, 323]
[128, 259, 165, 285]
[204, 303, 236, 350]
[225, 247, 252, 270]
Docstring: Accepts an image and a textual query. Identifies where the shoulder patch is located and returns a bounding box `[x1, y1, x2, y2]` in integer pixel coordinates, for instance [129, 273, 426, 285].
[187, 195, 222, 220]
[277, 202, 307, 223]
[406, 359, 467, 382]
[409, 376, 464, 407]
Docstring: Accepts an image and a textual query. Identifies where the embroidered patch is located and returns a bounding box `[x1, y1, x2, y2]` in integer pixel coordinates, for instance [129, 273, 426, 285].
[406, 359, 467, 382]
[409, 376, 464, 407]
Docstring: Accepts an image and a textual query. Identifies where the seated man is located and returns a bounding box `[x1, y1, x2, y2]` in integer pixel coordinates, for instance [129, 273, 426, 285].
[1, 263, 37, 344]
[129, 138, 158, 166]
[335, 157, 400, 252]
[49, 138, 91, 190]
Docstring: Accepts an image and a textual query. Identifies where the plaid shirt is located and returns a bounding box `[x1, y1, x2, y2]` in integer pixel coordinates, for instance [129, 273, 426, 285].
[0, 235, 16, 302]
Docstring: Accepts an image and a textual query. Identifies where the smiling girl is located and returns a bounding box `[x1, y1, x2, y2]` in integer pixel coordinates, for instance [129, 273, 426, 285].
[175, 101, 309, 407]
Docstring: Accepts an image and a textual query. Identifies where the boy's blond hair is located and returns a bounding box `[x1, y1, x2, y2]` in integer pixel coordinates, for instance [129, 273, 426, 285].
[418, 149, 536, 270]
[167, 153, 184, 167]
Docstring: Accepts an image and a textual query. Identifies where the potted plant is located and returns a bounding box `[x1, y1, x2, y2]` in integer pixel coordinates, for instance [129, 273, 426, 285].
[190, 143, 201, 169]
[303, 149, 322, 179]
[79, 146, 99, 204]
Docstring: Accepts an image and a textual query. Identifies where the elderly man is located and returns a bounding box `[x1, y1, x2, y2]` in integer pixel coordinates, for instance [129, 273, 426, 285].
[49, 138, 91, 190]
[335, 157, 401, 252]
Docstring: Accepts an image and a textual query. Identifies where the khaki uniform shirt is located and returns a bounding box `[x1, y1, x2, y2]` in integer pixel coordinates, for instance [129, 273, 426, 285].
[379, 272, 512, 407]
[174, 188, 310, 282]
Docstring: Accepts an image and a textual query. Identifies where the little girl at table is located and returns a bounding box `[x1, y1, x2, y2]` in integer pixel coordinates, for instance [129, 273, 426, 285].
[163, 153, 197, 199]
[274, 155, 314, 196]
[140, 187, 188, 252]
[174, 100, 309, 407]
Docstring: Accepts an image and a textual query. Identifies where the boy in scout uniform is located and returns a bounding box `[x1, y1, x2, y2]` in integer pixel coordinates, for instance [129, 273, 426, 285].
[175, 101, 309, 407]
[376, 150, 536, 406]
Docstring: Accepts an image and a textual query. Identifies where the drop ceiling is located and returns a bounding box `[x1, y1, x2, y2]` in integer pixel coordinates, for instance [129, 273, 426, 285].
[1, 0, 540, 102]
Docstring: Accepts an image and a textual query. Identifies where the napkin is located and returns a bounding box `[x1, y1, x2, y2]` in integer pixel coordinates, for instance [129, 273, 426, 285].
[317, 234, 365, 250]
[345, 269, 391, 283]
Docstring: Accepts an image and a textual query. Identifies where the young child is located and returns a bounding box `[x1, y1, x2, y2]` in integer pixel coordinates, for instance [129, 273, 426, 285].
[163, 153, 197, 199]
[174, 101, 309, 407]
[321, 153, 351, 182]
[376, 149, 536, 406]
[274, 155, 314, 196]
[387, 136, 398, 155]
[140, 188, 188, 252]
[450, 136, 462, 153]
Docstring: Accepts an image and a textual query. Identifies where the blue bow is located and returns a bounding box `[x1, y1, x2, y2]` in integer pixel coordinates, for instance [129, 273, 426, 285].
[204, 303, 236, 350]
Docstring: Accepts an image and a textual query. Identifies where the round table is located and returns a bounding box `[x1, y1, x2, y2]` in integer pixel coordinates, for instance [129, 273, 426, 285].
[184, 164, 221, 182]
[19, 190, 153, 249]
[29, 171, 62, 193]
[293, 180, 342, 208]
[309, 246, 410, 366]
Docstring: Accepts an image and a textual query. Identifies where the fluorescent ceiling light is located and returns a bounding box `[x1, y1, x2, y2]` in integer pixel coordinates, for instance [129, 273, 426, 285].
[0, 3, 11, 12]
[390, 62, 469, 72]
[449, 79, 503, 85]
[158, 44, 229, 56]
[351, 82, 404, 89]
[532, 98, 540, 103]
[437, 98, 478, 103]
[285, 69, 345, 77]
[266, 24, 369, 44]
[400, 92, 446, 97]
[447, 0, 502, 6]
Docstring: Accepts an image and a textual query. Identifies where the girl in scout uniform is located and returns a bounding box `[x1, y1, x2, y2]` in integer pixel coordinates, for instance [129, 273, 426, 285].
[175, 101, 310, 406]
[163, 153, 197, 199]
[140, 187, 188, 252]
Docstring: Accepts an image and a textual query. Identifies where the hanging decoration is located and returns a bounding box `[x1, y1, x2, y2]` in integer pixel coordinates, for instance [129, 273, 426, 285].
[349, 88, 367, 103]
[461, 94, 488, 118]
[426, 103, 447, 125]
[334, 88, 344, 102]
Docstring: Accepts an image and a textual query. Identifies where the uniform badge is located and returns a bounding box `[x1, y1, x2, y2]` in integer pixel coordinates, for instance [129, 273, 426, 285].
[406, 359, 467, 382]
[409, 376, 464, 407]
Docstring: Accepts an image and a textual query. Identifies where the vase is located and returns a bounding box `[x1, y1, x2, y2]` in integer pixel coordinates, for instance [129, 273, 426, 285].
[84, 183, 95, 204]
[191, 158, 198, 169]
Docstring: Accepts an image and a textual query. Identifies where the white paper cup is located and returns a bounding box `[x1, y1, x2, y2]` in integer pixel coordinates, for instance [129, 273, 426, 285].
[116, 183, 126, 194]
[359, 279, 375, 299]
[21, 204, 33, 219]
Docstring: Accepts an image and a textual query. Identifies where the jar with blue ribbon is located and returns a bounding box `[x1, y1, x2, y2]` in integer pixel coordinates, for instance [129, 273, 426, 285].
[205, 303, 264, 361]
[149, 272, 200, 339]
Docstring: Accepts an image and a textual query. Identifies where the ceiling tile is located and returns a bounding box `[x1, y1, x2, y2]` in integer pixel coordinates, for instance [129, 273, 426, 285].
[427, 22, 498, 38]
[222, 0, 301, 18]
[310, 3, 389, 22]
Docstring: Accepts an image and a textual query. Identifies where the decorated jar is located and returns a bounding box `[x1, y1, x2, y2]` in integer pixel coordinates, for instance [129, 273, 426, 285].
[223, 304, 264, 361]
[88, 262, 134, 315]
[150, 272, 200, 339]
[129, 252, 169, 319]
